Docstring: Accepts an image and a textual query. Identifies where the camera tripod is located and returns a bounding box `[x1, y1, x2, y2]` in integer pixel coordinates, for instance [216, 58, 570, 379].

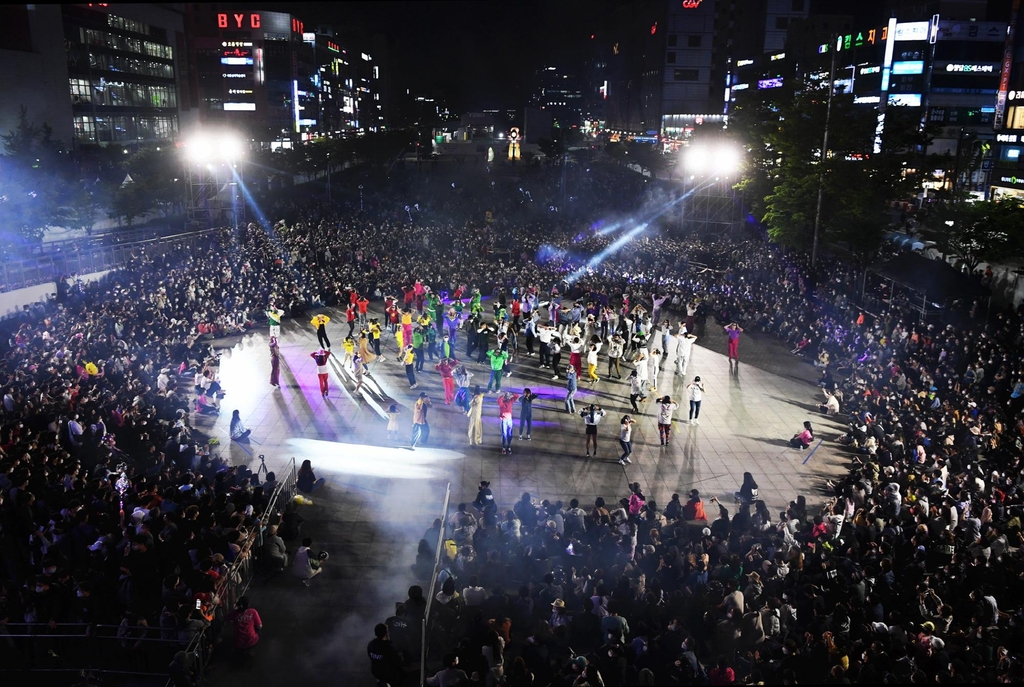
[256, 454, 268, 479]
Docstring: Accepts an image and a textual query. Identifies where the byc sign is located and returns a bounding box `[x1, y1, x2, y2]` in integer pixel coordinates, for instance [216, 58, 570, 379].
[217, 13, 261, 29]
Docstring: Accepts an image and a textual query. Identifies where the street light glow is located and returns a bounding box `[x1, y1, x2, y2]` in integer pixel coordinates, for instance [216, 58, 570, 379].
[184, 131, 245, 164]
[683, 142, 743, 176]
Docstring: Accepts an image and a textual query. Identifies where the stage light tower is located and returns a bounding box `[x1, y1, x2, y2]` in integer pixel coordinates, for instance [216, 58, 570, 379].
[184, 131, 247, 230]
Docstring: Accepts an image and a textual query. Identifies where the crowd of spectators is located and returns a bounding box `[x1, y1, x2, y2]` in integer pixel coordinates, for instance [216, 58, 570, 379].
[1, 157, 1023, 686]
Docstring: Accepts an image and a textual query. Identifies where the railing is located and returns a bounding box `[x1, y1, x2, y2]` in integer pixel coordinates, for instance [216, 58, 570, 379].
[420, 482, 452, 687]
[171, 456, 299, 686]
[0, 623, 182, 684]
[0, 228, 224, 293]
[0, 456, 297, 684]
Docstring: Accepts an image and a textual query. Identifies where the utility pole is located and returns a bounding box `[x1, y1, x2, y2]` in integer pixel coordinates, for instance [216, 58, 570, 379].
[811, 35, 838, 269]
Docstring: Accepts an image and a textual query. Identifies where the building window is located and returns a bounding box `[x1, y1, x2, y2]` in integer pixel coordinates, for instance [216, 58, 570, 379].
[791, 0, 804, 11]
[776, 17, 789, 30]
[688, 35, 701, 48]
[69, 78, 91, 104]
[107, 14, 149, 36]
[1008, 106, 1024, 129]
[928, 108, 945, 122]
[668, 34, 677, 47]
[674, 68, 699, 81]
[667, 52, 676, 64]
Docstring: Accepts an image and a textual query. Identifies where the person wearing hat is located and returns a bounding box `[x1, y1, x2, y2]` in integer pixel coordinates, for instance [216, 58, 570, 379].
[550, 598, 570, 628]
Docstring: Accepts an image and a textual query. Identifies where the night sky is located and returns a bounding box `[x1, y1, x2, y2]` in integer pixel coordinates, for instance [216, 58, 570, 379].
[242, 0, 614, 111]
[241, 0, 882, 112]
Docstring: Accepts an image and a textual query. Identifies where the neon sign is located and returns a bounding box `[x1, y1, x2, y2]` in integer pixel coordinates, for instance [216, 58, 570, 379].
[651, 22, 658, 35]
[217, 13, 261, 29]
[944, 62, 996, 73]
[682, 0, 703, 7]
[291, 19, 304, 34]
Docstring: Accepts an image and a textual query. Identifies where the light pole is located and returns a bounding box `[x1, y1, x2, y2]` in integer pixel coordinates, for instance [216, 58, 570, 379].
[327, 152, 332, 205]
[811, 35, 838, 269]
[358, 184, 364, 212]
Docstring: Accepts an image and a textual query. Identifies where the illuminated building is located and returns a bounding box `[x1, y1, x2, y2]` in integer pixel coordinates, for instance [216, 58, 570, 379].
[185, 7, 384, 147]
[0, 3, 191, 148]
[730, 7, 1009, 199]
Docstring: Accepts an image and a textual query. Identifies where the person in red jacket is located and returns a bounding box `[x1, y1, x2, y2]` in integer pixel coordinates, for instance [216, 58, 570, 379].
[346, 303, 357, 337]
[310, 349, 331, 397]
[511, 297, 522, 330]
[435, 358, 457, 405]
[497, 391, 520, 455]
[356, 294, 370, 326]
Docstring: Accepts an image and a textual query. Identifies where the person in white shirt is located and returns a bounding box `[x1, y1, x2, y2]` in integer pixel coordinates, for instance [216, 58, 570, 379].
[649, 348, 662, 391]
[606, 334, 625, 379]
[586, 344, 600, 383]
[579, 404, 607, 458]
[656, 396, 680, 444]
[686, 376, 705, 425]
[675, 332, 697, 376]
[462, 575, 487, 607]
[292, 537, 324, 586]
[633, 348, 649, 394]
[537, 323, 555, 369]
[618, 415, 636, 465]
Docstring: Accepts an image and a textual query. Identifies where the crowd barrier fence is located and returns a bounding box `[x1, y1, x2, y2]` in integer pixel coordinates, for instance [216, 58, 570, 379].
[420, 482, 452, 687]
[0, 457, 297, 684]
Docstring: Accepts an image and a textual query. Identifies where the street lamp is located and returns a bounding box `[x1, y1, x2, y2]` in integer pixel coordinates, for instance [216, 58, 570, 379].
[358, 184, 364, 212]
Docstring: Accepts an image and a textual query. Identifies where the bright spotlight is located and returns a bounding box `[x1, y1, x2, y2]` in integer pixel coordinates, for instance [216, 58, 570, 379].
[683, 143, 743, 176]
[716, 144, 743, 175]
[185, 134, 213, 164]
[683, 146, 708, 174]
[185, 132, 245, 164]
[217, 135, 244, 161]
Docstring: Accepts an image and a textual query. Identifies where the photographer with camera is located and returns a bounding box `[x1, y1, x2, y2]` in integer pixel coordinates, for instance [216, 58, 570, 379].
[293, 537, 328, 587]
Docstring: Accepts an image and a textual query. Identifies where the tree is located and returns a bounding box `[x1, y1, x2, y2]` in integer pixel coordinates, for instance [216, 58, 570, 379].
[66, 184, 101, 234]
[928, 198, 1024, 271]
[108, 182, 153, 228]
[0, 106, 69, 250]
[537, 137, 566, 163]
[732, 77, 924, 260]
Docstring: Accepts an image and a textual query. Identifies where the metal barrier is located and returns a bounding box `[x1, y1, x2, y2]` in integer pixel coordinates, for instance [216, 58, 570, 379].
[0, 228, 225, 293]
[420, 482, 452, 687]
[170, 456, 298, 686]
[0, 457, 298, 684]
[0, 623, 180, 684]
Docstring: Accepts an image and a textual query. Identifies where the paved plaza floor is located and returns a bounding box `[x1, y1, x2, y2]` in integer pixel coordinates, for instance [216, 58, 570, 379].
[202, 308, 850, 686]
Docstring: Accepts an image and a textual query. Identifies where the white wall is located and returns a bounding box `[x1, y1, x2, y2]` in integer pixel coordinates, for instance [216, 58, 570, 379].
[0, 282, 56, 321]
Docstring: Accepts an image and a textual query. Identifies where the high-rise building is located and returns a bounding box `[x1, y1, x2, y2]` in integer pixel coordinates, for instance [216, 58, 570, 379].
[531, 65, 584, 129]
[185, 6, 385, 147]
[991, 0, 1024, 198]
[0, 3, 191, 149]
[599, 0, 808, 140]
